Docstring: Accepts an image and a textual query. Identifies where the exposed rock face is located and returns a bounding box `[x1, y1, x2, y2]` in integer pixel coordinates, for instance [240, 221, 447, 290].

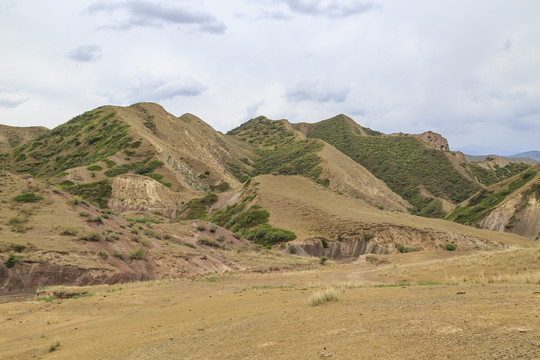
[294, 238, 389, 259]
[294, 223, 508, 260]
[109, 174, 190, 218]
[0, 263, 153, 295]
[413, 131, 449, 151]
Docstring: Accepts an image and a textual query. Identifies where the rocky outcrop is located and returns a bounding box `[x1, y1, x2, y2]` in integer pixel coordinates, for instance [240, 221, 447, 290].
[413, 131, 449, 151]
[294, 238, 389, 260]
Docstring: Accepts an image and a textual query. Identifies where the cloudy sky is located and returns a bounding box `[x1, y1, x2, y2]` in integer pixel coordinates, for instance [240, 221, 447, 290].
[1, 0, 539, 155]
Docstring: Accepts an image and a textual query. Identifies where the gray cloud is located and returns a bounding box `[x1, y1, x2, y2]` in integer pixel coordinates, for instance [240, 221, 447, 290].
[127, 78, 207, 103]
[278, 0, 379, 17]
[66, 45, 102, 62]
[0, 91, 29, 108]
[286, 82, 349, 103]
[502, 39, 512, 51]
[87, 0, 226, 33]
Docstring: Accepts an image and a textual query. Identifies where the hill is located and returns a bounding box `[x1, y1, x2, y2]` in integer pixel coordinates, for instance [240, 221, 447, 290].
[0, 124, 49, 153]
[0, 103, 537, 294]
[296, 115, 531, 217]
[509, 150, 540, 163]
[447, 163, 540, 240]
[465, 153, 538, 164]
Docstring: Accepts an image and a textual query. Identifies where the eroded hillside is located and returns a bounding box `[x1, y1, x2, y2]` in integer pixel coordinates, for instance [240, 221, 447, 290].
[448, 164, 540, 240]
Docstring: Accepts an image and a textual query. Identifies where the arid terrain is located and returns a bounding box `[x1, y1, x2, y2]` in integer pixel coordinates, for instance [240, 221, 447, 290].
[1, 248, 539, 359]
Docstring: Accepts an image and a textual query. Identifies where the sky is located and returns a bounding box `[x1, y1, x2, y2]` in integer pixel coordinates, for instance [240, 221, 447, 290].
[1, 0, 539, 155]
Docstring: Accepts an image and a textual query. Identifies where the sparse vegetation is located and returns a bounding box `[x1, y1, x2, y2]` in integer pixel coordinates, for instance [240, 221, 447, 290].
[309, 287, 339, 306]
[49, 340, 60, 353]
[198, 237, 220, 247]
[80, 230, 103, 242]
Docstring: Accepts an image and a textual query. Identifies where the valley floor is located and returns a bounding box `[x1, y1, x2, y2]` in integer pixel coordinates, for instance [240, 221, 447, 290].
[1, 249, 539, 359]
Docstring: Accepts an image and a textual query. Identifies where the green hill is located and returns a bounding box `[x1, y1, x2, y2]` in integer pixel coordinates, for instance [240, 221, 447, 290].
[299, 115, 482, 217]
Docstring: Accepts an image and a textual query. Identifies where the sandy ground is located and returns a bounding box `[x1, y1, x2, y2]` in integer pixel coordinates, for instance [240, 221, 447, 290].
[1, 249, 539, 360]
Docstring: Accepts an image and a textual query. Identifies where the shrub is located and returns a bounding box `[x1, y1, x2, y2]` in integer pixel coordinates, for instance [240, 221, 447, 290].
[67, 196, 84, 206]
[12, 193, 42, 203]
[217, 235, 225, 242]
[4, 254, 23, 268]
[209, 223, 217, 233]
[396, 243, 410, 253]
[320, 256, 328, 265]
[198, 237, 220, 247]
[7, 216, 26, 225]
[87, 165, 103, 171]
[60, 227, 79, 236]
[363, 233, 375, 241]
[49, 340, 60, 353]
[288, 244, 297, 254]
[309, 288, 339, 306]
[212, 182, 230, 192]
[10, 244, 26, 253]
[129, 246, 145, 260]
[321, 238, 329, 248]
[245, 224, 296, 246]
[80, 230, 103, 242]
[98, 250, 108, 259]
[197, 223, 206, 231]
[445, 243, 457, 251]
[113, 251, 125, 260]
[87, 216, 103, 224]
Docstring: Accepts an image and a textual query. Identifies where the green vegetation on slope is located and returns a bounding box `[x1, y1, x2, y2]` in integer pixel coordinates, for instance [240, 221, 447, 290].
[228, 117, 323, 180]
[446, 170, 537, 225]
[62, 180, 113, 209]
[306, 116, 481, 217]
[0, 111, 140, 176]
[467, 162, 531, 186]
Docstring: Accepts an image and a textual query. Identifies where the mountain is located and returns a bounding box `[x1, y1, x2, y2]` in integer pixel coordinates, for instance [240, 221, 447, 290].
[465, 153, 538, 164]
[0, 124, 49, 153]
[0, 103, 536, 293]
[508, 151, 540, 163]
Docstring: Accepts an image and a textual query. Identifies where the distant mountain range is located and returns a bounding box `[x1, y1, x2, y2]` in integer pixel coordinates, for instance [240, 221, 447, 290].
[465, 151, 539, 164]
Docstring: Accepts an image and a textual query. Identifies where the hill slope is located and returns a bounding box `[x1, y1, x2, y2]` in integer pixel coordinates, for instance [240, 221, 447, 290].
[0, 124, 49, 153]
[447, 164, 540, 240]
[296, 115, 530, 217]
[227, 116, 410, 212]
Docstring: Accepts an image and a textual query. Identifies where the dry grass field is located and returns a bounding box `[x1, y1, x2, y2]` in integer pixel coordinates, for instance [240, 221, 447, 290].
[1, 247, 539, 359]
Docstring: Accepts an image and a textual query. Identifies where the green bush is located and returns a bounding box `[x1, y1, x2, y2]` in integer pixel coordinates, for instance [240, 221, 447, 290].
[320, 256, 328, 265]
[12, 193, 42, 203]
[4, 254, 23, 268]
[245, 224, 297, 246]
[10, 244, 26, 253]
[321, 238, 329, 248]
[396, 243, 410, 253]
[445, 243, 457, 251]
[129, 246, 145, 260]
[87, 165, 103, 171]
